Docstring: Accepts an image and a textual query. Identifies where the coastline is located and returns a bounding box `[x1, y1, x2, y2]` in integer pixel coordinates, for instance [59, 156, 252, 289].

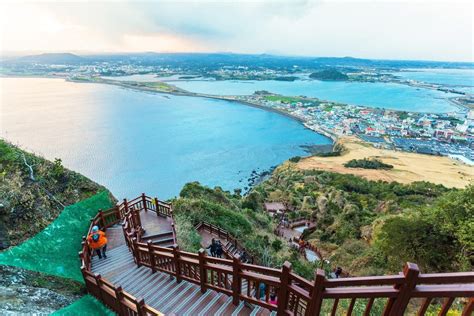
[66, 77, 339, 144]
[4, 75, 471, 151]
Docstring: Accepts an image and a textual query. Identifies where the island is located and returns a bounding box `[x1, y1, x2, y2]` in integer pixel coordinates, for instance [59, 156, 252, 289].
[309, 68, 349, 81]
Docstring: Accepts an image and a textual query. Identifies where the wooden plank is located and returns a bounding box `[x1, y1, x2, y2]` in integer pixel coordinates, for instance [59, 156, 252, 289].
[347, 298, 356, 316]
[330, 298, 339, 316]
[305, 269, 325, 316]
[438, 297, 455, 316]
[417, 297, 432, 316]
[364, 298, 375, 316]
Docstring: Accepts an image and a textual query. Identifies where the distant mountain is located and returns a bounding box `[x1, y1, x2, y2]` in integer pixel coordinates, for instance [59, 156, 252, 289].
[16, 53, 86, 64]
[309, 69, 349, 81]
[5, 52, 473, 69]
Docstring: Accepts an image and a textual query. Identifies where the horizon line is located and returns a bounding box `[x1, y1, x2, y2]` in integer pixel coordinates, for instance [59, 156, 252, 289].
[2, 50, 474, 64]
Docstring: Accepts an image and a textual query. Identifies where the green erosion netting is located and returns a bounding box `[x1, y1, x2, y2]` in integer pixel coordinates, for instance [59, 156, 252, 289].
[0, 191, 114, 282]
[52, 295, 115, 316]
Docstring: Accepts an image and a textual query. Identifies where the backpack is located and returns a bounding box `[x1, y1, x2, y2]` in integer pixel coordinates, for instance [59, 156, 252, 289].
[92, 233, 100, 242]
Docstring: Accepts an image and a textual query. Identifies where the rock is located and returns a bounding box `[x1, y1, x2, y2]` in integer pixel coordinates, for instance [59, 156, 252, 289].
[301, 196, 314, 211]
[317, 196, 328, 213]
[0, 266, 83, 315]
[332, 191, 345, 209]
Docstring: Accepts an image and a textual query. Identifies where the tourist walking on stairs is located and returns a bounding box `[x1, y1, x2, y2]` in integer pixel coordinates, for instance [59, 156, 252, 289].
[87, 226, 108, 259]
[206, 238, 217, 257]
[215, 240, 223, 258]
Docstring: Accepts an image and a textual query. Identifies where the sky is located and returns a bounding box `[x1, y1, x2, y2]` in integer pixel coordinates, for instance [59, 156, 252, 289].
[0, 0, 472, 62]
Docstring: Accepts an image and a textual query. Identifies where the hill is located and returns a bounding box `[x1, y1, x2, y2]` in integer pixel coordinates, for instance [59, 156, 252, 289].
[309, 69, 349, 81]
[172, 164, 472, 277]
[0, 139, 114, 249]
[17, 53, 86, 64]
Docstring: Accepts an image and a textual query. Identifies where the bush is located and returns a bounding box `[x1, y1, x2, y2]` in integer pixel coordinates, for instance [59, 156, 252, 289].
[271, 239, 283, 252]
[289, 156, 301, 163]
[344, 158, 393, 170]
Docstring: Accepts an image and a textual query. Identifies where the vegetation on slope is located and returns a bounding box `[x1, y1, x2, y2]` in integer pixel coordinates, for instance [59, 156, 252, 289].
[172, 161, 472, 278]
[344, 158, 394, 170]
[172, 182, 322, 279]
[309, 69, 349, 81]
[0, 139, 113, 249]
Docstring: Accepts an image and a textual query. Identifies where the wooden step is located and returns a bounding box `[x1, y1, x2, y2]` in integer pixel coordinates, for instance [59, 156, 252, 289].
[152, 237, 174, 245]
[90, 240, 273, 315]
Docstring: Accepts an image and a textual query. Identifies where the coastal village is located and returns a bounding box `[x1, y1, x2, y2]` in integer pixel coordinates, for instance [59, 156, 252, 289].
[3, 58, 474, 165]
[231, 92, 474, 165]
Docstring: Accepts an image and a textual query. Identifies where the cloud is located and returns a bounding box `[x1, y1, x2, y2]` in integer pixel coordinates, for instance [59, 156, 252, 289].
[0, 0, 472, 61]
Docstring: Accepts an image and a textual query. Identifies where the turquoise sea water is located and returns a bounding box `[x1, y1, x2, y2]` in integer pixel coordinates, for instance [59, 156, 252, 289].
[0, 78, 331, 199]
[393, 68, 474, 87]
[171, 79, 459, 113]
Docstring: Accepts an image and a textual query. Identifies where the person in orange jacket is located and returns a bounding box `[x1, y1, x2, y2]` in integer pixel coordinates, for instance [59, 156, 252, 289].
[88, 226, 108, 259]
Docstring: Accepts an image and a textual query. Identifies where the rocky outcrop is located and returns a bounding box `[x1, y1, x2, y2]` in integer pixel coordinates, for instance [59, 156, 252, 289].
[316, 195, 328, 213]
[0, 266, 83, 315]
[0, 204, 10, 249]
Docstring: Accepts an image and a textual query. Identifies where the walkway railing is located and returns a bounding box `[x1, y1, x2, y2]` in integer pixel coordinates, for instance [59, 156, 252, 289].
[79, 195, 166, 316]
[195, 221, 255, 263]
[81, 194, 474, 316]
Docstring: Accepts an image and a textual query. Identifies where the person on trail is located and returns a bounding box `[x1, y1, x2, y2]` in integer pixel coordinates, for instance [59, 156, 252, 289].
[255, 282, 266, 300]
[269, 292, 278, 305]
[335, 267, 342, 278]
[207, 238, 217, 257]
[215, 240, 223, 258]
[298, 239, 305, 254]
[87, 226, 108, 259]
[240, 248, 248, 263]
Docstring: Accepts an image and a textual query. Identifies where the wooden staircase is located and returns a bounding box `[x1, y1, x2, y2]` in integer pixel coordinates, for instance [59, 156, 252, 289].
[80, 195, 474, 316]
[224, 241, 251, 263]
[91, 245, 275, 315]
[142, 231, 175, 248]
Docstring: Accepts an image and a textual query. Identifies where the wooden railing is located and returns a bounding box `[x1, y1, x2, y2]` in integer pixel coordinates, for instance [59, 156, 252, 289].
[195, 221, 255, 263]
[81, 194, 474, 316]
[79, 195, 167, 316]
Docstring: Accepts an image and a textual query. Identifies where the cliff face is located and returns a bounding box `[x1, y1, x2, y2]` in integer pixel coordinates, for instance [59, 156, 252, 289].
[0, 140, 114, 249]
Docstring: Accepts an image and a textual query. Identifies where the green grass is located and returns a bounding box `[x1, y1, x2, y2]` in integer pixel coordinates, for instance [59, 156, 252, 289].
[52, 295, 114, 316]
[264, 95, 304, 103]
[0, 191, 114, 282]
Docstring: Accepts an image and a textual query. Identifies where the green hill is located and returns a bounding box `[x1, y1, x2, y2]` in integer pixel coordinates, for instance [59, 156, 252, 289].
[0, 139, 114, 249]
[173, 162, 472, 277]
[310, 69, 349, 81]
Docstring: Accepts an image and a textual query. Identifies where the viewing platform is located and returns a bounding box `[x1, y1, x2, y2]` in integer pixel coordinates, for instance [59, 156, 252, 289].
[79, 194, 474, 316]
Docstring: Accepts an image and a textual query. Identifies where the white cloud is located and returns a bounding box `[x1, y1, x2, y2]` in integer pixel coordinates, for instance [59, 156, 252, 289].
[0, 0, 472, 61]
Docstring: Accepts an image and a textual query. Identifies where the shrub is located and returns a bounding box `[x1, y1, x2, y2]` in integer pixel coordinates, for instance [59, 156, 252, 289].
[344, 158, 393, 170]
[289, 156, 301, 163]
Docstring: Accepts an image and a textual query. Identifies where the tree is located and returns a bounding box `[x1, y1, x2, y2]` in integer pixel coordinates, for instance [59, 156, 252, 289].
[374, 213, 462, 272]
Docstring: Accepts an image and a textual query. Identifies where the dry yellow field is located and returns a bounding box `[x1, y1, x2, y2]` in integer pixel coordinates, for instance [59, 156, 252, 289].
[297, 136, 474, 188]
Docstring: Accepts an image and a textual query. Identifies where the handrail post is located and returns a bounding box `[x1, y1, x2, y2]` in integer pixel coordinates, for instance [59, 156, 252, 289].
[142, 193, 147, 212]
[277, 261, 292, 315]
[386, 262, 420, 316]
[154, 197, 160, 216]
[98, 209, 104, 228]
[135, 208, 142, 234]
[173, 244, 182, 283]
[232, 254, 241, 305]
[114, 286, 126, 315]
[147, 240, 156, 273]
[135, 297, 145, 316]
[198, 248, 207, 293]
[95, 274, 105, 303]
[123, 198, 129, 214]
[132, 237, 141, 267]
[305, 269, 326, 316]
